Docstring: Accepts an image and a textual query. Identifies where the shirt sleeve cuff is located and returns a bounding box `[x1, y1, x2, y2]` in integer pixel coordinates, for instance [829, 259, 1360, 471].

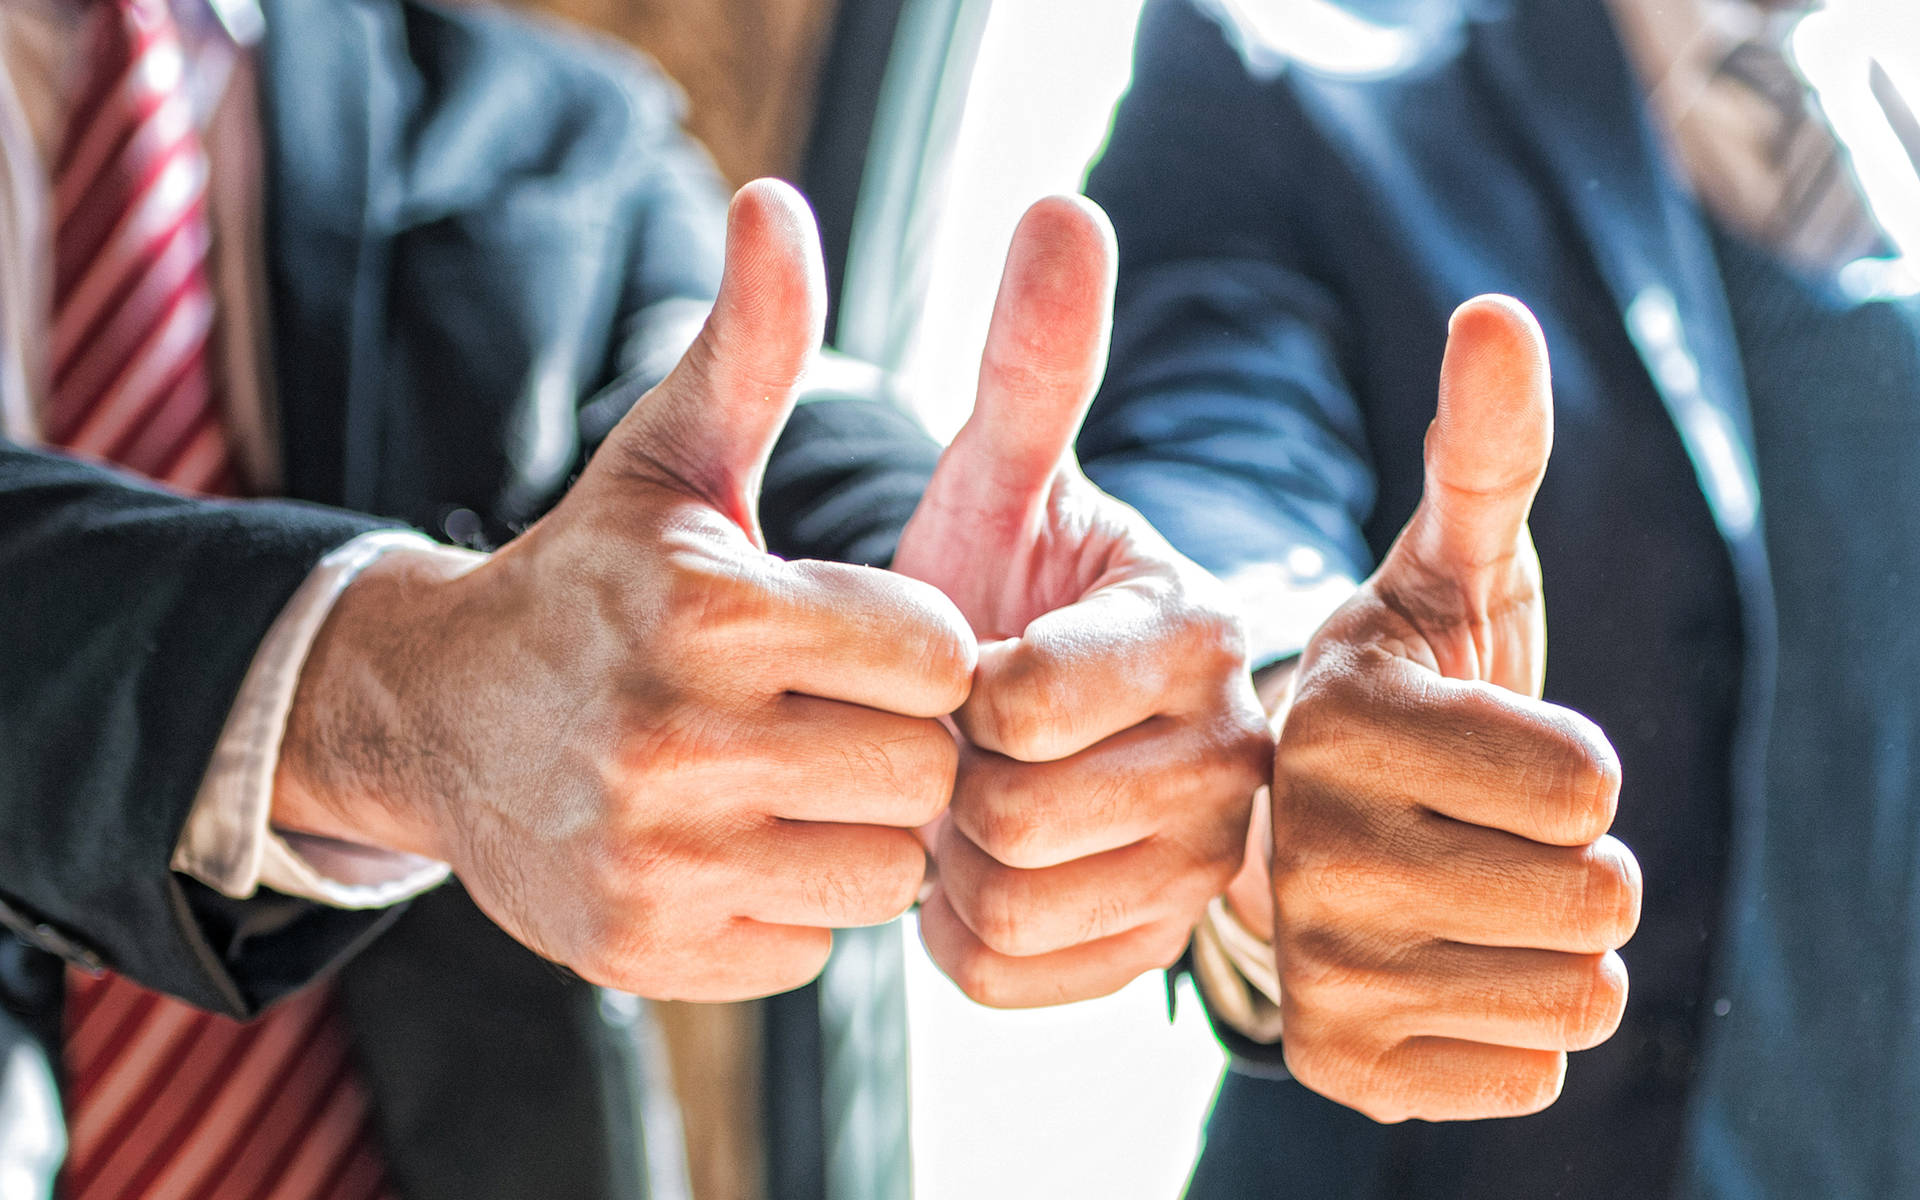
[171, 529, 461, 910]
[1191, 896, 1287, 1045]
[1220, 556, 1358, 670]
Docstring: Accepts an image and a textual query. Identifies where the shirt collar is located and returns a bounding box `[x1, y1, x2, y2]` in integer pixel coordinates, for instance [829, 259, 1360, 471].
[0, 0, 268, 47]
[183, 0, 264, 49]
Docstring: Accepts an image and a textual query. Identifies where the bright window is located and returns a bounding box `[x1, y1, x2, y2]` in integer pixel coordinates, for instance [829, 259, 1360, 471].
[886, 5, 1229, 1200]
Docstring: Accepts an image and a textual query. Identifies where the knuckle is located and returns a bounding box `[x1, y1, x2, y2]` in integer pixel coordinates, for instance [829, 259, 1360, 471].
[967, 869, 1042, 958]
[1146, 921, 1196, 971]
[586, 836, 683, 927]
[1227, 711, 1280, 776]
[1499, 1056, 1569, 1117]
[1348, 1072, 1423, 1125]
[962, 785, 1052, 869]
[1277, 1038, 1335, 1099]
[901, 726, 960, 827]
[869, 837, 931, 921]
[1275, 931, 1370, 1017]
[1186, 821, 1249, 895]
[914, 608, 978, 715]
[1176, 600, 1249, 674]
[1275, 671, 1381, 781]
[764, 928, 836, 995]
[575, 906, 673, 994]
[1187, 737, 1269, 859]
[620, 698, 727, 785]
[1524, 711, 1622, 843]
[853, 720, 956, 828]
[942, 944, 1014, 1008]
[1274, 847, 1401, 941]
[1561, 953, 1630, 1049]
[1283, 1039, 1407, 1125]
[663, 548, 772, 645]
[1575, 837, 1643, 950]
[1266, 773, 1323, 840]
[1276, 673, 1349, 746]
[976, 646, 1081, 762]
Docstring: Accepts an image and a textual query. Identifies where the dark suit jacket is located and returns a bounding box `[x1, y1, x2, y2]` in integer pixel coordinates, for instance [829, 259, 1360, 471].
[0, 2, 938, 1196]
[1080, 0, 1781, 1195]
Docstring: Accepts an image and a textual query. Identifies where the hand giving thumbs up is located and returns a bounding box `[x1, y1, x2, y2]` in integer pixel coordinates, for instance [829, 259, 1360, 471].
[895, 196, 1271, 1007]
[1257, 296, 1642, 1121]
[273, 181, 976, 1002]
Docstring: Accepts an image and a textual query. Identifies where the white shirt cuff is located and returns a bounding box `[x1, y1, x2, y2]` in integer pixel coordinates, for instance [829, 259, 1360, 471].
[1221, 553, 1359, 669]
[171, 529, 457, 910]
[1191, 895, 1287, 1045]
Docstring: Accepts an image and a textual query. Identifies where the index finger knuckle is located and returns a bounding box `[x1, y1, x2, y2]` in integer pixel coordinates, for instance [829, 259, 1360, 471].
[1281, 1036, 1406, 1124]
[1277, 667, 1385, 782]
[869, 836, 933, 922]
[914, 612, 978, 715]
[970, 644, 1084, 762]
[1174, 597, 1251, 677]
[663, 547, 775, 648]
[1518, 709, 1621, 845]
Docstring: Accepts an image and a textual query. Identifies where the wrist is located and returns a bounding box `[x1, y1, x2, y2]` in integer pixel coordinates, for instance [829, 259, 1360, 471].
[273, 542, 487, 862]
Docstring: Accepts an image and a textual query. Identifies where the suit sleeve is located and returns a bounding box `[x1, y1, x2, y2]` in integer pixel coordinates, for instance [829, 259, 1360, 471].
[1080, 0, 1380, 666]
[0, 445, 406, 1016]
[762, 372, 940, 568]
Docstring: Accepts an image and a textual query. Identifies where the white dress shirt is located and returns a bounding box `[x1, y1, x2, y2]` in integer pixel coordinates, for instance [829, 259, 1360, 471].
[0, 0, 448, 910]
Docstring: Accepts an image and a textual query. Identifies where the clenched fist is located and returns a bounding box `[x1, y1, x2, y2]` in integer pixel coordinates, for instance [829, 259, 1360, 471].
[272, 181, 975, 1002]
[1253, 297, 1642, 1121]
[895, 197, 1271, 1007]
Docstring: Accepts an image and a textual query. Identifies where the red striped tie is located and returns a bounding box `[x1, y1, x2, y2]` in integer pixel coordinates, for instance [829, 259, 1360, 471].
[58, 976, 394, 1200]
[45, 2, 399, 1197]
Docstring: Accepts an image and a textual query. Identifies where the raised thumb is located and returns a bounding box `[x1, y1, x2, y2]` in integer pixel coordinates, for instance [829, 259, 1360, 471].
[932, 195, 1117, 532]
[1397, 294, 1554, 585]
[607, 178, 826, 544]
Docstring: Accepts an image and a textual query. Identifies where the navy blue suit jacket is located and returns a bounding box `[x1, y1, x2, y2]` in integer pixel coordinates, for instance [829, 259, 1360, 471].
[1082, 1, 1782, 1195]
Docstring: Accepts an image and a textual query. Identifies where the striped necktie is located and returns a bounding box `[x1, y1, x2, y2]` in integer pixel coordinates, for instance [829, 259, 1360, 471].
[43, 2, 397, 1197]
[1642, 0, 1916, 279]
[1710, 28, 1888, 270]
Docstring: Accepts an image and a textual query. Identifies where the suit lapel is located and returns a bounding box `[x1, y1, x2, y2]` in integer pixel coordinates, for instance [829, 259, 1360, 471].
[1469, 0, 1766, 557]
